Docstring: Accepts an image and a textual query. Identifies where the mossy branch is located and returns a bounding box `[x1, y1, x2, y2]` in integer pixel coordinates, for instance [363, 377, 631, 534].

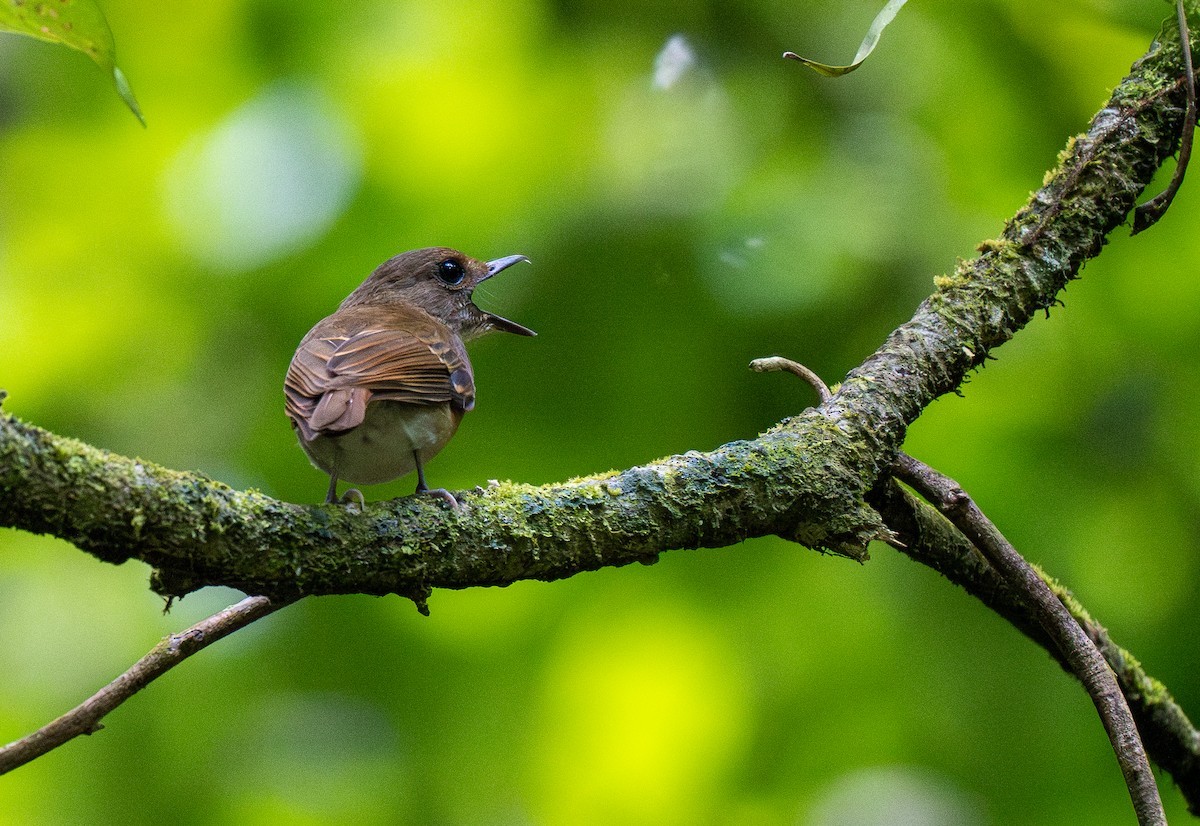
[0, 408, 888, 606]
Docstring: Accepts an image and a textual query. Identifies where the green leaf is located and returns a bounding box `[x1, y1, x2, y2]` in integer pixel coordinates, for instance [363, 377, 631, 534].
[0, 0, 145, 125]
[784, 0, 908, 77]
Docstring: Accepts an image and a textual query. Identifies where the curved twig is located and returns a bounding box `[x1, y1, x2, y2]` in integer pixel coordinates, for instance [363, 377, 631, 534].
[871, 480, 1200, 814]
[1133, 0, 1196, 233]
[0, 595, 289, 775]
[749, 357, 833, 402]
[892, 455, 1165, 826]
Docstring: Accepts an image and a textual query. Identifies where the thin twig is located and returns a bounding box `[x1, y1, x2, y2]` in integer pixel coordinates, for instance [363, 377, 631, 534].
[0, 595, 288, 775]
[751, 357, 907, 550]
[871, 479, 1200, 814]
[1133, 0, 1196, 234]
[892, 454, 1165, 826]
[749, 356, 833, 402]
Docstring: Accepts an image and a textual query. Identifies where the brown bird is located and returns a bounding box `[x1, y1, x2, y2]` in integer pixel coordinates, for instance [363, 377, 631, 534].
[285, 247, 534, 505]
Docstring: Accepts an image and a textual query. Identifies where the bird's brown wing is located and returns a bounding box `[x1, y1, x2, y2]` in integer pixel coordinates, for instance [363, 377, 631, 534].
[285, 318, 474, 443]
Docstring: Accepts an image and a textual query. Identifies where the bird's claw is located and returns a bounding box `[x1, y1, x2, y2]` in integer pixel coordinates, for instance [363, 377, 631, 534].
[338, 488, 366, 512]
[419, 487, 460, 509]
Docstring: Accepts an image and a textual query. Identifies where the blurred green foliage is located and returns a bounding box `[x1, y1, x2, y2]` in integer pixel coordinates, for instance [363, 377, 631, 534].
[1, 0, 1197, 823]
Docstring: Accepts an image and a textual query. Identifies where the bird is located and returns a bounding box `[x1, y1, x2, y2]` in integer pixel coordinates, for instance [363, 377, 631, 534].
[284, 247, 534, 506]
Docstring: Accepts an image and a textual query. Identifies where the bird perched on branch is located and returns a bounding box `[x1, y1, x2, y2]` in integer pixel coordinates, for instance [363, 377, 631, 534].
[285, 247, 534, 505]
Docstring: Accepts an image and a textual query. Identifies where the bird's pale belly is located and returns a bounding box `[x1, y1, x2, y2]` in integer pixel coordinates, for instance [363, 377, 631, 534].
[300, 401, 459, 485]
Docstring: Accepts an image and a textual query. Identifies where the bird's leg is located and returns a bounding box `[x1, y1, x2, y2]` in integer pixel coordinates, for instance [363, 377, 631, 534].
[325, 472, 365, 511]
[413, 451, 458, 508]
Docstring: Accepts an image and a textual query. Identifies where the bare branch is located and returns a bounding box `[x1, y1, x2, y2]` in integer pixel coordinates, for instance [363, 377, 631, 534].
[749, 357, 833, 402]
[0, 595, 288, 775]
[870, 480, 1200, 815]
[892, 455, 1165, 826]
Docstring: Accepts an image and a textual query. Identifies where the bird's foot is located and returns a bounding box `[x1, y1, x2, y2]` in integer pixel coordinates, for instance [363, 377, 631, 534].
[338, 488, 366, 512]
[418, 487, 460, 509]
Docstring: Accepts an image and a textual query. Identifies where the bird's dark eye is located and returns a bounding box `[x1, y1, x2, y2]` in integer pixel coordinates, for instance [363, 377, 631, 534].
[436, 259, 466, 286]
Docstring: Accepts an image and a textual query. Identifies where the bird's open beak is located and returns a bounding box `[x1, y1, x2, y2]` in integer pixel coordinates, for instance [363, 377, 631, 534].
[482, 254, 536, 336]
[485, 254, 530, 277]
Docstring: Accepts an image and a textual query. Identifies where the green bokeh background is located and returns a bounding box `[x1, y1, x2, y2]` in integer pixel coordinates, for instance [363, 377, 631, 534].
[2, 0, 1198, 823]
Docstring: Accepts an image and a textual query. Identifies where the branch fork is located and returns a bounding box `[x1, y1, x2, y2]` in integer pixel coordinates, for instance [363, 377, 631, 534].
[754, 355, 1166, 825]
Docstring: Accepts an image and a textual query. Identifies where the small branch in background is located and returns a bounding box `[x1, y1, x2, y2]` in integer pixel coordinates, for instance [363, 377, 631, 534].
[871, 479, 1200, 812]
[892, 454, 1166, 826]
[0, 595, 288, 775]
[749, 356, 833, 402]
[1133, 0, 1196, 233]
